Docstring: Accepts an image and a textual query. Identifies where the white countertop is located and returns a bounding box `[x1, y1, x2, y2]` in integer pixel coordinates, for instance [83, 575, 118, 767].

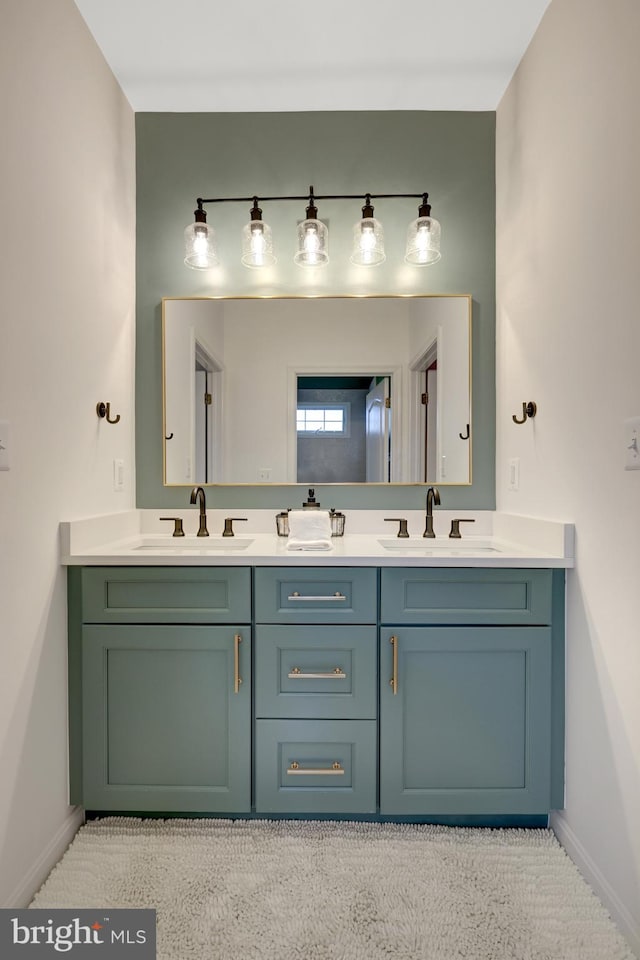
[60, 510, 574, 568]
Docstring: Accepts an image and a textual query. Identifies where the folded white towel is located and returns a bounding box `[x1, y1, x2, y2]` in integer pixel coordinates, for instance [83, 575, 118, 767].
[286, 538, 333, 551]
[286, 510, 332, 551]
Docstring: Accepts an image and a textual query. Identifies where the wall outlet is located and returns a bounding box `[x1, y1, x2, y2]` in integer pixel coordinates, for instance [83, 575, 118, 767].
[258, 467, 272, 481]
[624, 417, 640, 470]
[113, 458, 125, 491]
[0, 421, 10, 471]
[508, 457, 520, 491]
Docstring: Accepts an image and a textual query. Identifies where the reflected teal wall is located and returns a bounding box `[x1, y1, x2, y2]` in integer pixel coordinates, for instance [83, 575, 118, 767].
[136, 112, 495, 509]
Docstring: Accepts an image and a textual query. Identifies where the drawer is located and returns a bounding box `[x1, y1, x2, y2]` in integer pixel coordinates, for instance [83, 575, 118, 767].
[79, 567, 251, 624]
[381, 568, 552, 625]
[255, 719, 377, 814]
[255, 625, 376, 719]
[255, 567, 377, 623]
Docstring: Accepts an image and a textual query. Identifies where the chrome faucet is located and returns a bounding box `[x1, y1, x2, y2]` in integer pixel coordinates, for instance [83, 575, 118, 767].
[423, 486, 441, 538]
[190, 486, 209, 537]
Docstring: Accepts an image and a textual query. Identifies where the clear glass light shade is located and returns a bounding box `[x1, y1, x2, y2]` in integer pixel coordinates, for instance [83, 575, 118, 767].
[294, 219, 329, 266]
[184, 222, 218, 269]
[404, 216, 441, 265]
[350, 217, 385, 266]
[241, 220, 276, 268]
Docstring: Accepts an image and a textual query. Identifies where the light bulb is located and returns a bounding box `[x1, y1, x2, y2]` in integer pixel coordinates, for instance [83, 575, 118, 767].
[350, 217, 385, 266]
[241, 217, 275, 268]
[304, 224, 320, 260]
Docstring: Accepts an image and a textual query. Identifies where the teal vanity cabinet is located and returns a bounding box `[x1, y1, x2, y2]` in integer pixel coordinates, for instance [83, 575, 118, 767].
[68, 567, 251, 813]
[379, 568, 564, 816]
[254, 568, 378, 814]
[67, 562, 564, 821]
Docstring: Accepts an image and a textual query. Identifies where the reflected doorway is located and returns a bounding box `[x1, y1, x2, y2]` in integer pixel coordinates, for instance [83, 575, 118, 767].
[194, 340, 222, 483]
[296, 375, 391, 483]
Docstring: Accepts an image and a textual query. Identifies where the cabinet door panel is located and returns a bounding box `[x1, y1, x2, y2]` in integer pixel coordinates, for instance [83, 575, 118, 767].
[81, 567, 251, 624]
[381, 569, 552, 625]
[380, 627, 551, 814]
[82, 625, 250, 812]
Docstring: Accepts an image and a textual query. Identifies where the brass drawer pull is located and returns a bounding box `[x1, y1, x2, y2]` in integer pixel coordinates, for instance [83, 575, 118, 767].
[287, 761, 345, 776]
[288, 591, 347, 601]
[390, 635, 398, 695]
[234, 633, 243, 693]
[288, 667, 347, 680]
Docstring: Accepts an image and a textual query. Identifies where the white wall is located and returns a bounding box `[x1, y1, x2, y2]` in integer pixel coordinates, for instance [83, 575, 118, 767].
[496, 0, 640, 951]
[0, 0, 136, 905]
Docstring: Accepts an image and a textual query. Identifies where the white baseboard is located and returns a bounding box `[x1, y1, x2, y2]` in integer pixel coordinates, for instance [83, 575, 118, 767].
[551, 812, 640, 957]
[6, 806, 85, 908]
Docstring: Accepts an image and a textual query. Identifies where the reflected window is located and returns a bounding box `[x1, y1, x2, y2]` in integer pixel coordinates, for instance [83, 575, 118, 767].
[296, 402, 350, 437]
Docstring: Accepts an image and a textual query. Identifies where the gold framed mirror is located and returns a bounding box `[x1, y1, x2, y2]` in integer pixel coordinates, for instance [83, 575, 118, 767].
[162, 295, 471, 486]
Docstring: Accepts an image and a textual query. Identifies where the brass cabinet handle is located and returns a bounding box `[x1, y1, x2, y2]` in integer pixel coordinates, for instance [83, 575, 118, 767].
[389, 635, 398, 695]
[288, 591, 346, 601]
[234, 633, 242, 693]
[288, 667, 346, 679]
[287, 761, 344, 776]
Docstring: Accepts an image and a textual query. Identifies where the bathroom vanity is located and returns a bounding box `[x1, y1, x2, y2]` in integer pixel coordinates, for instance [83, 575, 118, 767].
[63, 511, 572, 825]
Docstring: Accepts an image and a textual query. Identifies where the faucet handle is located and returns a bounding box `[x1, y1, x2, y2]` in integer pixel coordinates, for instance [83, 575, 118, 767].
[449, 518, 476, 539]
[160, 517, 185, 537]
[384, 518, 410, 538]
[222, 517, 248, 538]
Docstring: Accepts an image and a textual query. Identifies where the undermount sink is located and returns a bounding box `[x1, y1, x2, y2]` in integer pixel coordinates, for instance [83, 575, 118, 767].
[134, 537, 254, 551]
[377, 538, 501, 553]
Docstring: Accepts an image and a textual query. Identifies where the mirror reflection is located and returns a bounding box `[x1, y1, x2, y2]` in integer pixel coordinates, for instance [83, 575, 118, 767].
[162, 296, 471, 486]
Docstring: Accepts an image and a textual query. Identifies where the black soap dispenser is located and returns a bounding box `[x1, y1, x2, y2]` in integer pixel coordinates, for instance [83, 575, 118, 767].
[302, 488, 320, 508]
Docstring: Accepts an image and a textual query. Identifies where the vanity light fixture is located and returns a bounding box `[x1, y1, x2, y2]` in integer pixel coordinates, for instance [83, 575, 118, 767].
[350, 194, 385, 266]
[241, 198, 276, 268]
[404, 194, 442, 265]
[183, 187, 441, 270]
[184, 204, 219, 269]
[293, 187, 329, 267]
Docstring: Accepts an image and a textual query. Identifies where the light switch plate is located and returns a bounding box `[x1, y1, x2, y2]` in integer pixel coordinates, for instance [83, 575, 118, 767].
[624, 417, 640, 470]
[508, 457, 520, 491]
[113, 458, 125, 491]
[0, 421, 10, 471]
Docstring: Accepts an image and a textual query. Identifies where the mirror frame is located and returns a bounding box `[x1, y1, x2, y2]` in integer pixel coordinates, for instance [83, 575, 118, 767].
[162, 294, 472, 487]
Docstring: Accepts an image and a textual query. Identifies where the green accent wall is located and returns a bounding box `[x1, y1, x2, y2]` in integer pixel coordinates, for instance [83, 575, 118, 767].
[135, 112, 495, 509]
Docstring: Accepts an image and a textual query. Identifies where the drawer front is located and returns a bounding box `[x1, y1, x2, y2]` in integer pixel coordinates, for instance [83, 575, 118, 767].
[381, 568, 552, 625]
[255, 567, 377, 623]
[255, 625, 377, 719]
[80, 567, 251, 623]
[255, 719, 377, 814]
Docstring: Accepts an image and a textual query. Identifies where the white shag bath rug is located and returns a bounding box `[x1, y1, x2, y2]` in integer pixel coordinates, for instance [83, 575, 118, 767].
[30, 818, 634, 960]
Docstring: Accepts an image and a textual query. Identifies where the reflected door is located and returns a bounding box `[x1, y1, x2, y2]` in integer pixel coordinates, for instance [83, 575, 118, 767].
[365, 379, 390, 482]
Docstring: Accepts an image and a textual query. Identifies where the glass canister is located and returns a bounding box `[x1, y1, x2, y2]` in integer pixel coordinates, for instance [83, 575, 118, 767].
[329, 509, 346, 537]
[275, 511, 290, 537]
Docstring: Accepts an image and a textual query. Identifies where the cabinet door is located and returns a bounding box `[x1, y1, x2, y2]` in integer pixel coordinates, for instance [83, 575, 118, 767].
[82, 625, 250, 812]
[380, 627, 551, 815]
